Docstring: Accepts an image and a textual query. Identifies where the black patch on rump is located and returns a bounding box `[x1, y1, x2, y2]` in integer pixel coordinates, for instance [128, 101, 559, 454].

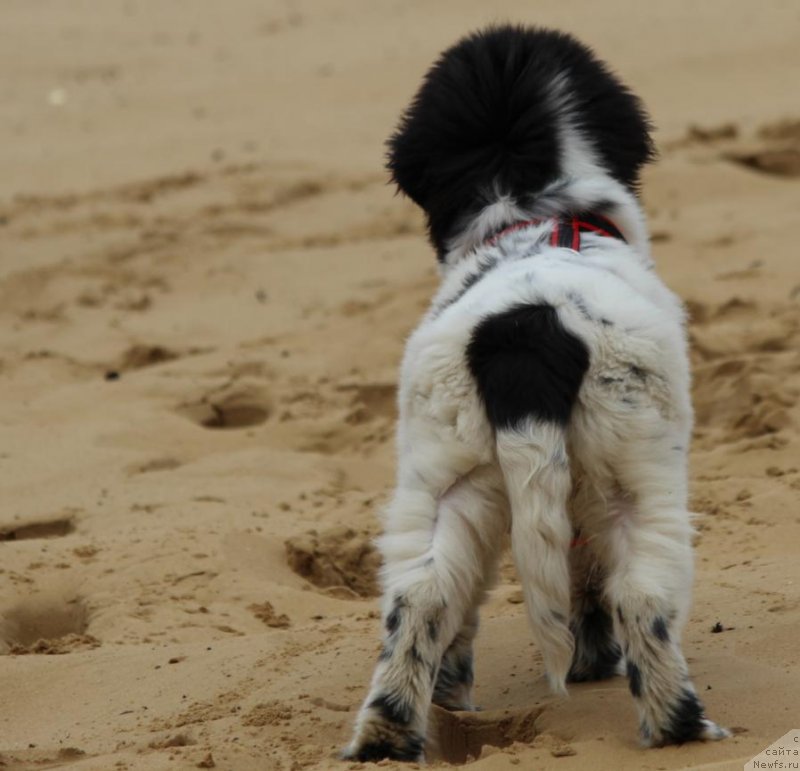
[466, 304, 589, 428]
[386, 25, 654, 259]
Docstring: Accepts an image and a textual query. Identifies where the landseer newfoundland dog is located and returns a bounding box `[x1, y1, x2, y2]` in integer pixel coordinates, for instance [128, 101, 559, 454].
[343, 25, 730, 762]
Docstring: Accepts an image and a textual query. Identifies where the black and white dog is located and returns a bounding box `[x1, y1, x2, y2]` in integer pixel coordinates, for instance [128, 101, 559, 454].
[344, 25, 729, 762]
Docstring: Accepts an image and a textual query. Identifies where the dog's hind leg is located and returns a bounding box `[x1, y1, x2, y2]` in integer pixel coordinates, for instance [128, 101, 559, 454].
[431, 554, 503, 713]
[431, 603, 479, 711]
[343, 464, 506, 762]
[601, 438, 730, 745]
[567, 543, 622, 682]
[433, 499, 504, 713]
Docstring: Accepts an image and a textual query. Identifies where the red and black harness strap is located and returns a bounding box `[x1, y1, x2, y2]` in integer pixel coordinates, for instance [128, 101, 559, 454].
[550, 212, 626, 250]
[486, 212, 626, 251]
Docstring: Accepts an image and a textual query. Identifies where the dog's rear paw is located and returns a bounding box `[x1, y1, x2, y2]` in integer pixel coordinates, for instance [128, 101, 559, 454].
[341, 736, 424, 763]
[698, 718, 732, 741]
[637, 685, 731, 747]
[343, 717, 425, 763]
[642, 712, 731, 747]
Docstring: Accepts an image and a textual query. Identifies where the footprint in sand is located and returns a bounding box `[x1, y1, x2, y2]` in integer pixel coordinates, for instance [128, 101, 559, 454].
[727, 148, 800, 178]
[177, 383, 272, 430]
[1, 595, 100, 655]
[337, 382, 397, 425]
[284, 526, 380, 598]
[668, 118, 800, 178]
[430, 705, 544, 763]
[119, 344, 181, 370]
[0, 516, 75, 541]
[689, 299, 797, 444]
[725, 118, 800, 178]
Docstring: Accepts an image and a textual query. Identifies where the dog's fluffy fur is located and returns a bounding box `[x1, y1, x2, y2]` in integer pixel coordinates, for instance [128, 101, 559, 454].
[343, 25, 729, 762]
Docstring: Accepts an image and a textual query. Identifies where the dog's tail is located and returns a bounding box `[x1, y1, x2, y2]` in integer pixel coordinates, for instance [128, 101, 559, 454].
[387, 25, 653, 258]
[497, 420, 575, 694]
[466, 303, 590, 693]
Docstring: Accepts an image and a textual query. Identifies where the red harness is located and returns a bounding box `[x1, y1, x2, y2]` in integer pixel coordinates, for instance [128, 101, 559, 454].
[486, 212, 626, 251]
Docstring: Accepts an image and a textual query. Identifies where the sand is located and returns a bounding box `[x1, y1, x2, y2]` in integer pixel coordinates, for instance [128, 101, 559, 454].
[1, 1, 798, 769]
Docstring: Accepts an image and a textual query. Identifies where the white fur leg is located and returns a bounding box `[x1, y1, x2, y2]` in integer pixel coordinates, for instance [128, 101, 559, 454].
[497, 420, 574, 695]
[344, 466, 506, 762]
[604, 449, 729, 745]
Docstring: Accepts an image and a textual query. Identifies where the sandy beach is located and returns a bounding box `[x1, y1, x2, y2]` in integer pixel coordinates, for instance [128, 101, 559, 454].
[1, 1, 799, 769]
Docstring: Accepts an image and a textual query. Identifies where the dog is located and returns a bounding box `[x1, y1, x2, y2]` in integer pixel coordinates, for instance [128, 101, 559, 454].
[343, 25, 730, 762]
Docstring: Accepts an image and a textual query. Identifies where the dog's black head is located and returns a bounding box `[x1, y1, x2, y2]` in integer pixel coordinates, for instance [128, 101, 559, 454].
[387, 25, 655, 259]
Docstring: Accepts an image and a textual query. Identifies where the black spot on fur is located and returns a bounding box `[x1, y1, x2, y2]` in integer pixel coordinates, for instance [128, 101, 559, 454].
[427, 619, 438, 642]
[626, 660, 643, 698]
[386, 603, 402, 635]
[617, 606, 624, 624]
[568, 602, 622, 682]
[408, 640, 424, 664]
[662, 690, 706, 744]
[652, 616, 670, 643]
[387, 25, 654, 258]
[467, 304, 589, 428]
[369, 693, 413, 726]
